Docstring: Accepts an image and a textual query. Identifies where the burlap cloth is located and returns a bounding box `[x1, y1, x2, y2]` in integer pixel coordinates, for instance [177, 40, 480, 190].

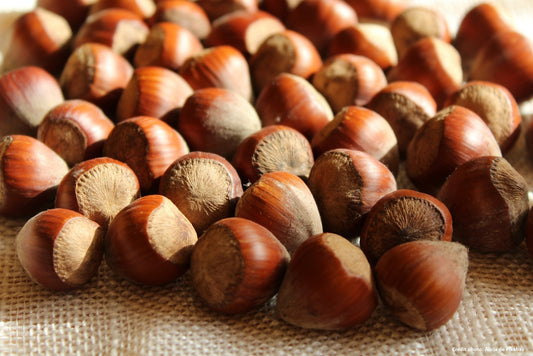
[1, 0, 533, 355]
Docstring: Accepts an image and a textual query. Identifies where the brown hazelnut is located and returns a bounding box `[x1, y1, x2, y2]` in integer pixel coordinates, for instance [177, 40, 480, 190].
[311, 106, 399, 176]
[116, 66, 193, 124]
[179, 46, 254, 103]
[150, 0, 211, 40]
[133, 22, 204, 71]
[312, 54, 387, 112]
[390, 7, 450, 58]
[276, 232, 377, 330]
[105, 194, 198, 285]
[437, 156, 529, 253]
[285, 0, 358, 55]
[232, 125, 314, 184]
[37, 99, 115, 166]
[375, 240, 468, 331]
[16, 208, 104, 291]
[405, 105, 502, 194]
[249, 29, 322, 94]
[73, 8, 150, 59]
[445, 81, 521, 153]
[360, 189, 453, 266]
[159, 151, 243, 234]
[0, 135, 69, 217]
[235, 171, 322, 254]
[328, 24, 398, 71]
[308, 149, 397, 239]
[0, 66, 64, 138]
[37, 0, 97, 31]
[366, 81, 437, 156]
[190, 217, 289, 314]
[55, 157, 141, 229]
[103, 116, 190, 193]
[525, 208, 533, 259]
[387, 37, 463, 108]
[469, 30, 533, 103]
[1, 8, 72, 75]
[454, 3, 513, 72]
[255, 73, 333, 141]
[60, 43, 134, 116]
[176, 88, 261, 160]
[205, 10, 285, 57]
[260, 0, 303, 22]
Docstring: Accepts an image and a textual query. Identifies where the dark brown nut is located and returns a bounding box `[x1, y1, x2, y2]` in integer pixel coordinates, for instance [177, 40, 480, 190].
[159, 151, 243, 234]
[437, 156, 529, 253]
[105, 194, 198, 285]
[235, 171, 322, 254]
[232, 125, 314, 184]
[276, 232, 378, 330]
[16, 208, 104, 291]
[307, 149, 397, 239]
[360, 189, 453, 266]
[190, 217, 289, 314]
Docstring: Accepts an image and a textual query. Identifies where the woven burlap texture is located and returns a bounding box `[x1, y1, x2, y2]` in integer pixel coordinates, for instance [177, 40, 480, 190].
[1, 0, 533, 355]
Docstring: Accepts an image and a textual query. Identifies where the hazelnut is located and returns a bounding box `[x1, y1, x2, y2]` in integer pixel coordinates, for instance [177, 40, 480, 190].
[360, 189, 453, 266]
[159, 151, 243, 234]
[445, 81, 521, 153]
[0, 135, 69, 217]
[343, 0, 407, 24]
[205, 10, 285, 57]
[16, 208, 104, 291]
[55, 157, 141, 229]
[454, 3, 513, 72]
[311, 106, 399, 176]
[249, 29, 322, 94]
[285, 0, 358, 55]
[388, 37, 462, 108]
[1, 8, 72, 75]
[176, 87, 261, 160]
[255, 73, 333, 141]
[328, 23, 398, 71]
[308, 149, 397, 240]
[405, 105, 502, 194]
[150, 0, 211, 40]
[196, 0, 258, 22]
[103, 116, 190, 193]
[89, 0, 157, 20]
[437, 156, 529, 253]
[311, 54, 387, 112]
[390, 7, 450, 58]
[37, 0, 97, 31]
[375, 240, 468, 331]
[60, 43, 134, 116]
[235, 171, 322, 254]
[37, 100, 115, 166]
[276, 232, 377, 330]
[232, 125, 314, 184]
[105, 194, 198, 285]
[133, 22, 204, 71]
[366, 81, 437, 156]
[116, 66, 193, 124]
[73, 8, 150, 59]
[190, 217, 289, 314]
[179, 46, 254, 103]
[0, 66, 64, 138]
[469, 30, 533, 103]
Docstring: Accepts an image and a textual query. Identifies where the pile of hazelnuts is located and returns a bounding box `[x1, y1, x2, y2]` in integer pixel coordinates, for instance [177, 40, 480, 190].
[1, 0, 533, 333]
